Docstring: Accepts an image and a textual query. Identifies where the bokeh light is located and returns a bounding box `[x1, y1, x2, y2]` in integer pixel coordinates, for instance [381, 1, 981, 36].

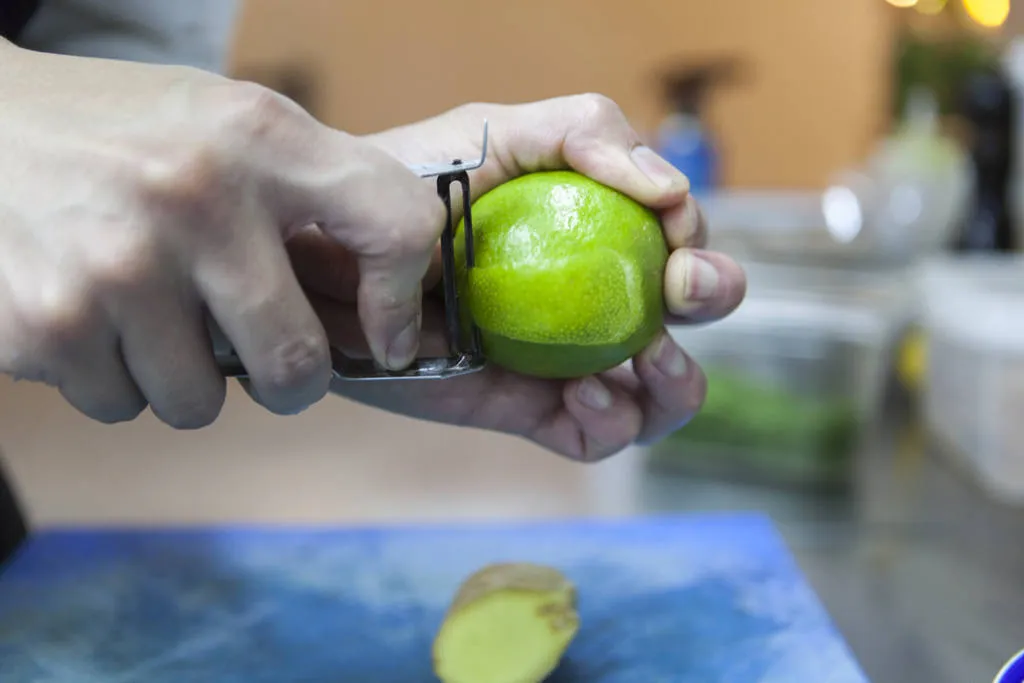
[961, 0, 1011, 27]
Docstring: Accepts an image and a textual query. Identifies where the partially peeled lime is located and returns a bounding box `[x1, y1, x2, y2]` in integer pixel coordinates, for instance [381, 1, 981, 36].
[455, 171, 668, 379]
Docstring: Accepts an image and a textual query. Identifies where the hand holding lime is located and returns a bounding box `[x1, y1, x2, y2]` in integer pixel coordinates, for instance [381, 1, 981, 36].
[455, 170, 668, 379]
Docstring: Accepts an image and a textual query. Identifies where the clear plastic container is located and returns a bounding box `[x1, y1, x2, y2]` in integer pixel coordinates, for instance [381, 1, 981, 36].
[918, 255, 1024, 505]
[648, 261, 913, 490]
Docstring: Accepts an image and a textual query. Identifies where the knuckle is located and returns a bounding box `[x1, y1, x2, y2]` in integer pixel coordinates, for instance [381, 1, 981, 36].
[220, 81, 302, 140]
[19, 285, 97, 354]
[260, 333, 329, 397]
[372, 193, 443, 263]
[370, 220, 406, 255]
[83, 230, 157, 293]
[576, 92, 624, 123]
[137, 143, 226, 217]
[364, 277, 417, 318]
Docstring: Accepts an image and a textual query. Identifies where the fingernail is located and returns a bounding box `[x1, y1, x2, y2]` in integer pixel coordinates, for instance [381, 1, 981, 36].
[666, 252, 722, 315]
[631, 145, 690, 191]
[654, 334, 688, 377]
[385, 319, 419, 370]
[683, 252, 720, 302]
[577, 376, 613, 411]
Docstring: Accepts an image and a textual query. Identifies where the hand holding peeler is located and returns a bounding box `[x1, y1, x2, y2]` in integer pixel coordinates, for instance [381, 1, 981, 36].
[213, 122, 490, 382]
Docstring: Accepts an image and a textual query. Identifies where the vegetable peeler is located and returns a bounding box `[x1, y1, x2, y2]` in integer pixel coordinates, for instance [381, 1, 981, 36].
[213, 122, 489, 382]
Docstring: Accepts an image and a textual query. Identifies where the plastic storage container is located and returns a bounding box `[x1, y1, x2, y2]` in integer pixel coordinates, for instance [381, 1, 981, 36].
[918, 255, 1024, 505]
[648, 262, 913, 490]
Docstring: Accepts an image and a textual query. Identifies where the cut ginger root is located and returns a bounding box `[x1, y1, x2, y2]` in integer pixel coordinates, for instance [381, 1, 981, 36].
[432, 562, 580, 683]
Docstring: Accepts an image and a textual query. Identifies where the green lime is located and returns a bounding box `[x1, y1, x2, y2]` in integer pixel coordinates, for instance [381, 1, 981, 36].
[454, 170, 668, 379]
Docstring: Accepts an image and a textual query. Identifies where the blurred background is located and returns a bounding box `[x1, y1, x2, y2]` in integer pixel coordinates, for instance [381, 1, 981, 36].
[5, 1, 1024, 681]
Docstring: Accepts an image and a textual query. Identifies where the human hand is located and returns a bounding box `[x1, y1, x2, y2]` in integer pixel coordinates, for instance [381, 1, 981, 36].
[0, 42, 448, 427]
[288, 94, 747, 461]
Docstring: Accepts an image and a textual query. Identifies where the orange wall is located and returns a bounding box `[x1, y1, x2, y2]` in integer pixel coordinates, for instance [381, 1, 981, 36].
[230, 0, 897, 189]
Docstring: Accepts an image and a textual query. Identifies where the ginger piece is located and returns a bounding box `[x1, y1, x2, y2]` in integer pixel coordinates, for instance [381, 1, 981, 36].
[432, 562, 580, 683]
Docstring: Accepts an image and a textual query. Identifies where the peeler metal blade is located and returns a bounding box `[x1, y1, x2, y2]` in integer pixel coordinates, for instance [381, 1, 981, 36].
[406, 120, 489, 179]
[214, 121, 489, 382]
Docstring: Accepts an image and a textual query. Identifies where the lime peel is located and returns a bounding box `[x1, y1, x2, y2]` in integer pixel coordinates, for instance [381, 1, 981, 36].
[455, 170, 668, 379]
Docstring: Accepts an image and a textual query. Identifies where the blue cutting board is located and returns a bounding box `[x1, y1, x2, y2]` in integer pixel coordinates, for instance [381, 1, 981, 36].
[0, 514, 868, 682]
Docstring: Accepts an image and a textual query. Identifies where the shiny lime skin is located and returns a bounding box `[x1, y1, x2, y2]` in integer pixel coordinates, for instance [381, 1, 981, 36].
[454, 171, 668, 379]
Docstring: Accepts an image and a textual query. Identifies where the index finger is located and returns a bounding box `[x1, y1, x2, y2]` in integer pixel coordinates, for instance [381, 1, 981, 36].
[369, 94, 692, 219]
[235, 90, 447, 371]
[492, 95, 714, 254]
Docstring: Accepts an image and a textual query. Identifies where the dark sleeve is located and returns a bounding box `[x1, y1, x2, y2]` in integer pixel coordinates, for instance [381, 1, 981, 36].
[0, 0, 41, 43]
[0, 457, 27, 568]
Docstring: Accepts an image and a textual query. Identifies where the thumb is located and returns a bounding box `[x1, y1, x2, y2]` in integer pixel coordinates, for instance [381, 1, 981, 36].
[267, 129, 447, 371]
